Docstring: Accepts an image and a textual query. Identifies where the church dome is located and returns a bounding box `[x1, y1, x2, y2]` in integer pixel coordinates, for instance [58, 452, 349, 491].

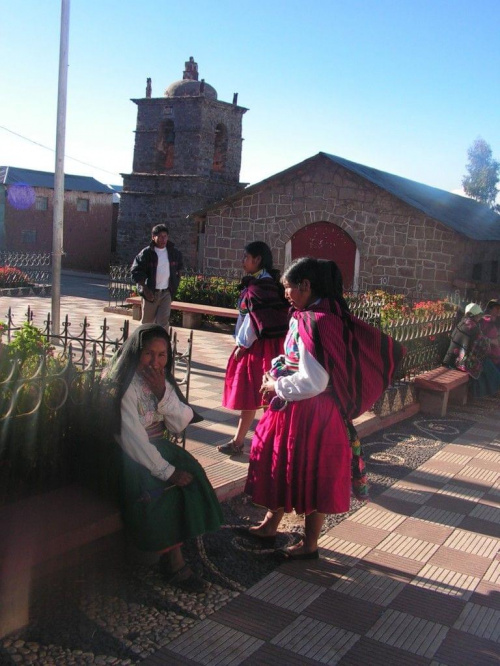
[164, 79, 217, 100]
[164, 57, 218, 100]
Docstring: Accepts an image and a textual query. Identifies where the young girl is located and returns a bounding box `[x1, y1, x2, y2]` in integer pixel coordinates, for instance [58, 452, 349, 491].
[242, 258, 404, 558]
[219, 241, 289, 455]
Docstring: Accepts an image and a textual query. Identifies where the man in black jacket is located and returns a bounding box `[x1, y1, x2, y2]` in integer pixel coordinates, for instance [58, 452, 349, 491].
[131, 224, 183, 329]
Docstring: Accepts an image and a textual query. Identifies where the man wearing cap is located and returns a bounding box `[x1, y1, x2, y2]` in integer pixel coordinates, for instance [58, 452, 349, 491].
[443, 302, 483, 372]
[131, 224, 183, 329]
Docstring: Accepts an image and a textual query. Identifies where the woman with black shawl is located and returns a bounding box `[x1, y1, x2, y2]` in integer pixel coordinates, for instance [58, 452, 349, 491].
[107, 324, 222, 592]
[219, 241, 289, 455]
[241, 258, 404, 560]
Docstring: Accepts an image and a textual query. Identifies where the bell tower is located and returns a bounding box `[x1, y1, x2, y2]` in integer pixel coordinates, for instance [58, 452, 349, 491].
[117, 57, 248, 266]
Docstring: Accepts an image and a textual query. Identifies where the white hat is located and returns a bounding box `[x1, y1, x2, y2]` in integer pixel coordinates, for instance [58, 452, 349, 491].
[465, 303, 483, 316]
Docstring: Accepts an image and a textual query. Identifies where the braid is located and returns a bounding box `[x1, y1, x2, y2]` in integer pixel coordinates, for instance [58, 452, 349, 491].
[318, 260, 350, 315]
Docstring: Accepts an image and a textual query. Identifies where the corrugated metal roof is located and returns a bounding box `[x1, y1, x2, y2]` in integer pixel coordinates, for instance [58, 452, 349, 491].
[321, 152, 500, 241]
[0, 166, 113, 194]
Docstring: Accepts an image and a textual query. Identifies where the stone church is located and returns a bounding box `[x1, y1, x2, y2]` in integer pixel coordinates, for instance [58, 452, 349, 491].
[117, 57, 247, 266]
[117, 58, 500, 300]
[193, 152, 500, 299]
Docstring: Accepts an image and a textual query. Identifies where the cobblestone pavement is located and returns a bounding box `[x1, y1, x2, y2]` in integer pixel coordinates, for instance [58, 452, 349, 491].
[1, 283, 500, 665]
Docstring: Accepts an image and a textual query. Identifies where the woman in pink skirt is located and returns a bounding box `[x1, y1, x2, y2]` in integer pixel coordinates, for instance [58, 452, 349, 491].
[242, 258, 404, 559]
[219, 242, 289, 455]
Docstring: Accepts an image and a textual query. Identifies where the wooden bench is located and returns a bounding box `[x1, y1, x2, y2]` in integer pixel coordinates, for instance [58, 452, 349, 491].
[125, 296, 238, 328]
[413, 366, 469, 417]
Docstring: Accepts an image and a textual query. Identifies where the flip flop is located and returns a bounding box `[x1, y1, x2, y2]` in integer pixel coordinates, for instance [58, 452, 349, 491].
[233, 526, 276, 547]
[164, 564, 207, 593]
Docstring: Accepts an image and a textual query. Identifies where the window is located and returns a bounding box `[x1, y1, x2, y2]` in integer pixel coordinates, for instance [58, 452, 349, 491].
[77, 198, 89, 212]
[35, 196, 48, 211]
[472, 263, 482, 281]
[21, 230, 37, 244]
[212, 123, 228, 172]
[157, 120, 175, 170]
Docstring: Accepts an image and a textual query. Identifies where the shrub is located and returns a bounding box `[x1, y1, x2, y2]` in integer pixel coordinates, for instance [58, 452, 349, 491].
[5, 322, 53, 360]
[0, 324, 109, 503]
[176, 274, 239, 308]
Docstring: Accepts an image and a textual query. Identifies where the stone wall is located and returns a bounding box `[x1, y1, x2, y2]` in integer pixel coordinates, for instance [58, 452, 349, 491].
[202, 158, 498, 296]
[117, 179, 242, 267]
[131, 97, 245, 181]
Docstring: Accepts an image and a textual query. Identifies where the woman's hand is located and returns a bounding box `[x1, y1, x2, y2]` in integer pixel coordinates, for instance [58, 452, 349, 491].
[234, 346, 245, 361]
[260, 372, 276, 397]
[140, 365, 166, 401]
[169, 469, 193, 486]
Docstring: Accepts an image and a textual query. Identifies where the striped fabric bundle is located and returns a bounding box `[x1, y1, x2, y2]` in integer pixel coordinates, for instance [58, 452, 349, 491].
[297, 299, 405, 421]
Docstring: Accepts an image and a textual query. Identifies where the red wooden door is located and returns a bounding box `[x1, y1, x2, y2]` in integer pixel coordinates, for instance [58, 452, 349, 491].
[290, 222, 356, 288]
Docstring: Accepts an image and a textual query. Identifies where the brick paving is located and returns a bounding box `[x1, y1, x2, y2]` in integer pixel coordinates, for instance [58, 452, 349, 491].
[2, 284, 500, 665]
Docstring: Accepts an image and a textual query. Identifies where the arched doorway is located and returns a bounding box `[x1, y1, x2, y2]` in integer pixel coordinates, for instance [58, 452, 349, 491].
[286, 222, 358, 289]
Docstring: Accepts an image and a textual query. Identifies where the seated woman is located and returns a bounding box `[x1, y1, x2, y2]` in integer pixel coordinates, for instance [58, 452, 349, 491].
[443, 302, 500, 397]
[107, 324, 223, 592]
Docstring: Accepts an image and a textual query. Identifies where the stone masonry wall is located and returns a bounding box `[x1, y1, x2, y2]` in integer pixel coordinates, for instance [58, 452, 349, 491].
[203, 158, 494, 296]
[131, 97, 244, 181]
[117, 94, 246, 266]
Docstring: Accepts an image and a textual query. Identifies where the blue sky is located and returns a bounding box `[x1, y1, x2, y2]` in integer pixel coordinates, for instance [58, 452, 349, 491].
[1, 0, 499, 196]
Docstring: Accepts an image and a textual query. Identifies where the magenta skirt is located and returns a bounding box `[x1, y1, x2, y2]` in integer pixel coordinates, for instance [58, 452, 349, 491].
[222, 337, 284, 411]
[245, 391, 352, 515]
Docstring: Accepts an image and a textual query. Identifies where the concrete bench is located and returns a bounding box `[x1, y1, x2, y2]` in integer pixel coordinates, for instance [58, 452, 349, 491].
[125, 296, 238, 328]
[414, 366, 469, 416]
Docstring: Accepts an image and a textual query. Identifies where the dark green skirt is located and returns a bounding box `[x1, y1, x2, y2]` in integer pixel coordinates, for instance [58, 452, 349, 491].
[119, 437, 223, 552]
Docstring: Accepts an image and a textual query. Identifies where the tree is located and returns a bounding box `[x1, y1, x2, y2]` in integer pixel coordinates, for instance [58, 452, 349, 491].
[462, 138, 499, 209]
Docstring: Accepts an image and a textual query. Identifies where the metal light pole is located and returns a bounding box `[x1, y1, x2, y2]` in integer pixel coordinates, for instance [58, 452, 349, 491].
[51, 0, 70, 335]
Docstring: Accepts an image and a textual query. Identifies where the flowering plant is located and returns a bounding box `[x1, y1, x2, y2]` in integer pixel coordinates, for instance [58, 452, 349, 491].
[0, 266, 31, 288]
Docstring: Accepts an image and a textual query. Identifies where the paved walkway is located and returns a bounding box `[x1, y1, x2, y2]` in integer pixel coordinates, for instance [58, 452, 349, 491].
[144, 399, 500, 666]
[1, 287, 500, 665]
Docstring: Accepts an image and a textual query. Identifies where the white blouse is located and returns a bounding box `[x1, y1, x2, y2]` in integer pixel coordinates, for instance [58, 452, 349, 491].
[116, 374, 193, 481]
[274, 338, 329, 401]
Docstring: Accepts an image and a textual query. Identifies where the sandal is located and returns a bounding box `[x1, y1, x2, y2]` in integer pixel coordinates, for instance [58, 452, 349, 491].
[217, 440, 244, 455]
[275, 548, 319, 561]
[163, 564, 207, 593]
